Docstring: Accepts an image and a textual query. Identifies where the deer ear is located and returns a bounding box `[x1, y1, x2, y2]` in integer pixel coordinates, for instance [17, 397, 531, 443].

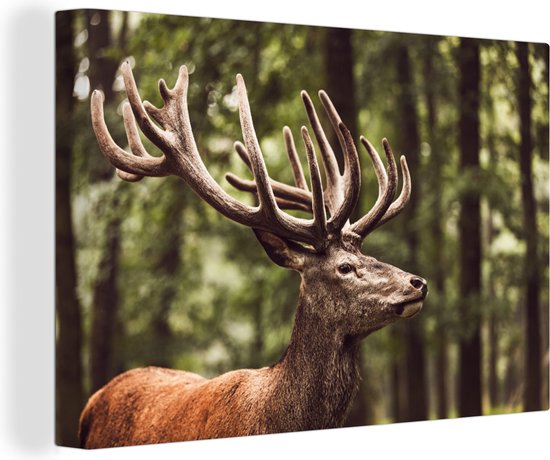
[253, 229, 306, 271]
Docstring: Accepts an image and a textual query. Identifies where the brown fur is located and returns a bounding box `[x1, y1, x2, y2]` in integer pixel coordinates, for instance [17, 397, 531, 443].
[80, 366, 274, 446]
[85, 63, 427, 447]
[80, 241, 427, 448]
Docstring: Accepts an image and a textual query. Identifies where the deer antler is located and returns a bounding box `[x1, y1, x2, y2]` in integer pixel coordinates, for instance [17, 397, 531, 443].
[226, 89, 364, 236]
[228, 90, 411, 242]
[92, 62, 409, 250]
[91, 62, 361, 250]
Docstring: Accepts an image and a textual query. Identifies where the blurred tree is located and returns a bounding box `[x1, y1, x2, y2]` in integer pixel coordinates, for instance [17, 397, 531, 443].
[323, 28, 357, 170]
[422, 35, 449, 419]
[86, 9, 119, 105]
[323, 26, 373, 427]
[56, 12, 550, 441]
[457, 37, 482, 417]
[55, 10, 84, 447]
[149, 179, 187, 368]
[486, 121, 500, 410]
[394, 42, 428, 422]
[86, 9, 127, 393]
[391, 335, 408, 422]
[517, 42, 541, 412]
[89, 189, 122, 393]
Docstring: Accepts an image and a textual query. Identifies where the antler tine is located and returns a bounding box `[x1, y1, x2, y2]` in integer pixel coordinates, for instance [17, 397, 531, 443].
[274, 198, 312, 212]
[236, 74, 284, 219]
[224, 172, 312, 211]
[95, 62, 347, 250]
[236, 74, 325, 248]
[230, 133, 315, 212]
[374, 155, 411, 229]
[90, 90, 169, 177]
[228, 89, 361, 235]
[115, 101, 157, 182]
[234, 134, 309, 195]
[350, 137, 397, 237]
[310, 89, 361, 233]
[283, 126, 309, 191]
[227, 140, 313, 211]
[116, 170, 143, 182]
[234, 141, 252, 170]
[120, 61, 172, 151]
[327, 122, 361, 233]
[301, 127, 327, 239]
[360, 137, 388, 193]
[94, 64, 284, 240]
[318, 91, 344, 142]
[300, 91, 340, 198]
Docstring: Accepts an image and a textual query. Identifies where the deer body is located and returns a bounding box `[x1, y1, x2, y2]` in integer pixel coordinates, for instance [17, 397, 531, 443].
[80, 62, 427, 448]
[80, 305, 359, 447]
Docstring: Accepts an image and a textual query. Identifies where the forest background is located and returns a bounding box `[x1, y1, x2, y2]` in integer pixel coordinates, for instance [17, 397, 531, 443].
[55, 9, 549, 448]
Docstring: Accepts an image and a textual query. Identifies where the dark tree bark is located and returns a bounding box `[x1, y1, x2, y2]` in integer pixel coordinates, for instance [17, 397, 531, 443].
[487, 136, 499, 409]
[86, 9, 121, 181]
[323, 27, 371, 427]
[504, 314, 522, 407]
[55, 11, 84, 447]
[487, 221, 499, 410]
[390, 329, 408, 423]
[394, 43, 428, 422]
[86, 9, 119, 103]
[324, 28, 358, 173]
[90, 199, 121, 393]
[87, 10, 125, 392]
[517, 42, 542, 412]
[422, 36, 449, 420]
[532, 43, 548, 409]
[488, 307, 499, 408]
[457, 38, 482, 418]
[118, 11, 129, 53]
[484, 83, 500, 410]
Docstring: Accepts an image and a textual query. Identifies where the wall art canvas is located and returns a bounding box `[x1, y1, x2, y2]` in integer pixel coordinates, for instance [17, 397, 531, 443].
[55, 8, 549, 449]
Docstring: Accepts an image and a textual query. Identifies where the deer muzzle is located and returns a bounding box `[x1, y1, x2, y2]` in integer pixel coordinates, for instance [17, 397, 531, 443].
[394, 276, 428, 318]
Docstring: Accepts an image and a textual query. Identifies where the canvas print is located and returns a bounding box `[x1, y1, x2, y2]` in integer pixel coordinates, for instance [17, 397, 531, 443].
[55, 9, 549, 448]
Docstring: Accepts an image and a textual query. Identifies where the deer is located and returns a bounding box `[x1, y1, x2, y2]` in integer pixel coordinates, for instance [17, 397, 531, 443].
[79, 61, 428, 448]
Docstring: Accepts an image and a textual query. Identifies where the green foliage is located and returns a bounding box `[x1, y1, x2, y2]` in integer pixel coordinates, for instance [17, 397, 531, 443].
[67, 11, 549, 422]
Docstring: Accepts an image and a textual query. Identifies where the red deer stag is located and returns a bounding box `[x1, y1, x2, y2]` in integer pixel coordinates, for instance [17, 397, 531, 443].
[79, 61, 427, 448]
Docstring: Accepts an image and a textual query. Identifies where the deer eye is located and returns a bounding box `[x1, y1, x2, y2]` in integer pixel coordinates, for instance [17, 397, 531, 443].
[338, 263, 353, 274]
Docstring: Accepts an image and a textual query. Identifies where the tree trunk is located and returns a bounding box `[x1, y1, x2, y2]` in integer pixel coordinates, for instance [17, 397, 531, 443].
[488, 309, 499, 408]
[394, 43, 428, 422]
[87, 9, 127, 392]
[86, 9, 119, 102]
[86, 9, 120, 181]
[486, 179, 499, 410]
[535, 42, 548, 410]
[485, 85, 500, 410]
[422, 36, 448, 420]
[324, 27, 372, 426]
[324, 27, 357, 174]
[457, 38, 482, 418]
[390, 328, 408, 423]
[435, 332, 449, 418]
[55, 10, 84, 447]
[90, 198, 121, 392]
[516, 41, 541, 412]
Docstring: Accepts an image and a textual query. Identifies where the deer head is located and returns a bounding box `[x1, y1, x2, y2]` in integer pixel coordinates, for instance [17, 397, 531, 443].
[82, 62, 430, 446]
[91, 61, 427, 343]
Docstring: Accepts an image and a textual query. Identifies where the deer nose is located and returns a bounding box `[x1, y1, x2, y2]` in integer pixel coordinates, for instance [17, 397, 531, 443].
[410, 277, 428, 297]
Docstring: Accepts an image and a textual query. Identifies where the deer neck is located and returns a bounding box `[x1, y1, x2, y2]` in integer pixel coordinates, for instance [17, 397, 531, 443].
[267, 289, 361, 431]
